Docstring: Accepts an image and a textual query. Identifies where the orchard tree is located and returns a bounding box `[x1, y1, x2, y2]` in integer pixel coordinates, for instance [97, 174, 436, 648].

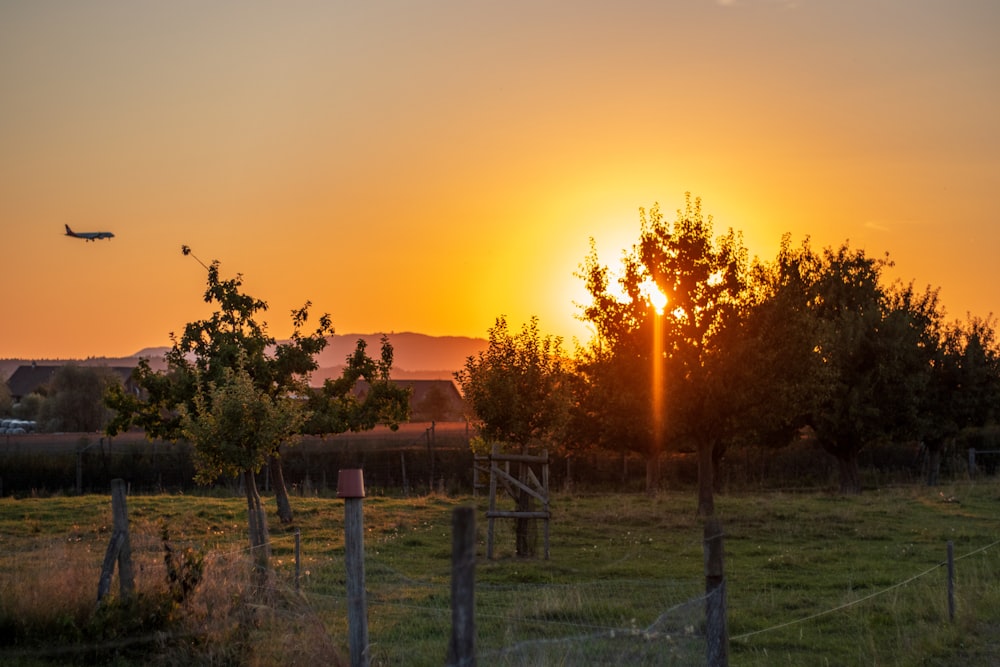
[804, 242, 942, 494]
[708, 236, 831, 487]
[107, 253, 409, 564]
[455, 316, 572, 556]
[922, 315, 1000, 484]
[303, 335, 410, 435]
[181, 356, 306, 570]
[577, 195, 749, 515]
[107, 257, 332, 527]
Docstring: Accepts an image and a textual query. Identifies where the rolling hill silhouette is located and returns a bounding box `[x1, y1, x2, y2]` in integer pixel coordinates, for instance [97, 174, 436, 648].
[3, 334, 486, 385]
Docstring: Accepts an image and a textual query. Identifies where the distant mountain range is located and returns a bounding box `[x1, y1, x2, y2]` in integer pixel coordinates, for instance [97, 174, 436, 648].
[2, 332, 486, 384]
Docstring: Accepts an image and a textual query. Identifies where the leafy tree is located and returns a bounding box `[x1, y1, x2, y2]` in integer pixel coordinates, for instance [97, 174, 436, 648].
[38, 365, 120, 432]
[708, 236, 831, 487]
[922, 315, 1000, 483]
[303, 336, 410, 436]
[455, 315, 571, 556]
[107, 255, 409, 563]
[416, 384, 451, 423]
[803, 242, 942, 493]
[577, 195, 749, 515]
[0, 377, 12, 416]
[181, 357, 305, 569]
[12, 392, 44, 421]
[107, 259, 332, 526]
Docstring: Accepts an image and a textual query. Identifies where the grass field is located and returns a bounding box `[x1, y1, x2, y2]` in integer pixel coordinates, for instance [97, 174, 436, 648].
[0, 479, 998, 665]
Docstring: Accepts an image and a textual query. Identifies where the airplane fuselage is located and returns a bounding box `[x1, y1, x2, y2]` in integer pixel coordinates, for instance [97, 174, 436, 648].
[65, 224, 114, 241]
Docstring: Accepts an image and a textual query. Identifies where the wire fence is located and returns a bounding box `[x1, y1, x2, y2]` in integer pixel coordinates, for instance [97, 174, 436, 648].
[2, 493, 998, 665]
[241, 549, 708, 666]
[237, 528, 999, 665]
[154, 526, 999, 666]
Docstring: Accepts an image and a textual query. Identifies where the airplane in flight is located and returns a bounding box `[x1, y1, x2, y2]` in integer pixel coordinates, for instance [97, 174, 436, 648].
[64, 224, 114, 241]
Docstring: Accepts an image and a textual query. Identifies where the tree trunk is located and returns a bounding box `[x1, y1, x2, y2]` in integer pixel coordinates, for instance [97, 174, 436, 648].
[925, 438, 944, 487]
[712, 440, 726, 495]
[269, 451, 293, 524]
[926, 448, 941, 486]
[563, 455, 573, 493]
[514, 463, 537, 557]
[645, 452, 661, 495]
[836, 453, 862, 494]
[697, 441, 715, 517]
[243, 470, 271, 574]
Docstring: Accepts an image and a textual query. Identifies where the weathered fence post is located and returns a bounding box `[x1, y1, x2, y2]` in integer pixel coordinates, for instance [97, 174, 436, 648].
[97, 478, 134, 603]
[427, 423, 436, 492]
[947, 540, 955, 621]
[968, 448, 976, 478]
[401, 452, 410, 496]
[448, 506, 476, 667]
[294, 528, 302, 594]
[76, 450, 83, 495]
[487, 444, 498, 558]
[704, 518, 729, 667]
[339, 468, 369, 667]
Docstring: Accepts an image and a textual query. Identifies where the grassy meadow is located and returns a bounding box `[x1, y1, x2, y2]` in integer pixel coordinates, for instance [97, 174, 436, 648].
[0, 480, 998, 665]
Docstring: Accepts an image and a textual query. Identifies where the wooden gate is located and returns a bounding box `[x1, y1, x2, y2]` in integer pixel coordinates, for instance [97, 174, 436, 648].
[474, 444, 550, 559]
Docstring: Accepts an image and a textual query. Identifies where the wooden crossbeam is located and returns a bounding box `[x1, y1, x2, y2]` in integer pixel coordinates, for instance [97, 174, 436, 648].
[486, 510, 551, 519]
[492, 465, 547, 505]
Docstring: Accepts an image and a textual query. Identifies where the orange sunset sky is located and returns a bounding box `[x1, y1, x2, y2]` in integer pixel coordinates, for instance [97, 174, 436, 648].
[1, 1, 998, 360]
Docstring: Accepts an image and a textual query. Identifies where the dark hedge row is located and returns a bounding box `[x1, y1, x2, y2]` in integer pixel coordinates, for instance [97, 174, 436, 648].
[0, 432, 980, 498]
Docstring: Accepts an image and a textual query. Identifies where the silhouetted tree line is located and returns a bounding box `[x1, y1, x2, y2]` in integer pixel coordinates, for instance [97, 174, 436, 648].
[458, 194, 1000, 516]
[6, 197, 998, 524]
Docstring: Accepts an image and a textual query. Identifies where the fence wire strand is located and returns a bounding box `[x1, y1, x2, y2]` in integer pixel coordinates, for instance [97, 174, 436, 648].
[732, 537, 1000, 641]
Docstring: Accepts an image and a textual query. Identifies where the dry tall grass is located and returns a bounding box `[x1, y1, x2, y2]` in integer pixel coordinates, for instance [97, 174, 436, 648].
[0, 520, 343, 666]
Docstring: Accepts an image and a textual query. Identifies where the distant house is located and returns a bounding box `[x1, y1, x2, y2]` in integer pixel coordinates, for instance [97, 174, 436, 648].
[5, 364, 139, 403]
[6, 364, 58, 403]
[354, 378, 467, 422]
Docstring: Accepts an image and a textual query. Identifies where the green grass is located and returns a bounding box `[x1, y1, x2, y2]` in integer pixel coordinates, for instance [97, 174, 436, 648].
[0, 481, 998, 665]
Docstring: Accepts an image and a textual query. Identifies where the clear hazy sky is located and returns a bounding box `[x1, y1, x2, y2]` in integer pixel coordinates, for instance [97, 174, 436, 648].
[2, 1, 998, 360]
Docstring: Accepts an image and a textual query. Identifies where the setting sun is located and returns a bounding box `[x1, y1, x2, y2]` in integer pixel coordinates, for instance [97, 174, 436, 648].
[1, 2, 998, 359]
[643, 281, 669, 316]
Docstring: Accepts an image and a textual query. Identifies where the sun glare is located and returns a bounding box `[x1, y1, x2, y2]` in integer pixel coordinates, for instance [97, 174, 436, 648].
[641, 279, 668, 315]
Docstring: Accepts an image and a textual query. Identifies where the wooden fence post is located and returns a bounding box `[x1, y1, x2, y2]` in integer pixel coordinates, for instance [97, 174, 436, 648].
[487, 445, 498, 559]
[448, 506, 476, 667]
[401, 452, 410, 497]
[704, 518, 728, 667]
[97, 478, 134, 603]
[339, 469, 369, 667]
[947, 540, 955, 621]
[76, 450, 83, 495]
[294, 528, 302, 594]
[427, 423, 436, 492]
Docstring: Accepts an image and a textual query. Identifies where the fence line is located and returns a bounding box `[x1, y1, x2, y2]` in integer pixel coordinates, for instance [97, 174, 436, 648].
[124, 518, 1000, 659]
[732, 537, 1000, 642]
[16, 478, 999, 664]
[7, 494, 998, 664]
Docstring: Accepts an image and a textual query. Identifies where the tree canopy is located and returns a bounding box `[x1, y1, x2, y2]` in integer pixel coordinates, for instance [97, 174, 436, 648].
[576, 195, 751, 513]
[455, 315, 571, 453]
[455, 315, 572, 556]
[106, 254, 410, 563]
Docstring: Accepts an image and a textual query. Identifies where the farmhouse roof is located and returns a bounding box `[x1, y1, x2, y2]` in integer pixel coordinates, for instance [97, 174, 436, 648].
[6, 365, 59, 401]
[5, 364, 138, 402]
[353, 378, 467, 422]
